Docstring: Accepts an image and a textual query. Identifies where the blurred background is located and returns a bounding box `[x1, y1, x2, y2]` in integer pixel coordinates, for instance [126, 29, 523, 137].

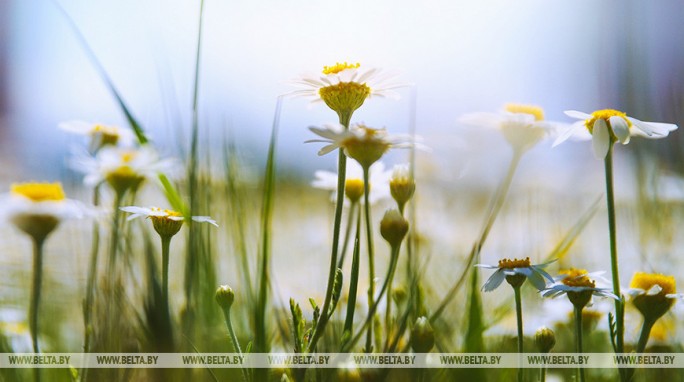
[1, 0, 684, 375]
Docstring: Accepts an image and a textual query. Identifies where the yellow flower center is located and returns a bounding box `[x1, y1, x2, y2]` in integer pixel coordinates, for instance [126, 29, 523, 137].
[498, 257, 531, 269]
[560, 268, 596, 288]
[150, 207, 182, 218]
[504, 103, 545, 121]
[11, 182, 66, 202]
[91, 124, 120, 147]
[345, 178, 365, 202]
[630, 272, 676, 295]
[322, 62, 360, 75]
[584, 109, 632, 133]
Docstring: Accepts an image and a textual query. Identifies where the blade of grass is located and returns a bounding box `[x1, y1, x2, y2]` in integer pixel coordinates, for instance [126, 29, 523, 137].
[255, 96, 283, 353]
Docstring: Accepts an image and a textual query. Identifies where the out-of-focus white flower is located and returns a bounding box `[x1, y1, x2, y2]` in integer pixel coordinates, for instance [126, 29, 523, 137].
[121, 206, 217, 238]
[312, 161, 392, 205]
[0, 182, 88, 240]
[307, 123, 415, 168]
[459, 103, 564, 153]
[71, 145, 177, 195]
[59, 120, 136, 151]
[287, 62, 404, 115]
[476, 257, 555, 292]
[554, 109, 679, 159]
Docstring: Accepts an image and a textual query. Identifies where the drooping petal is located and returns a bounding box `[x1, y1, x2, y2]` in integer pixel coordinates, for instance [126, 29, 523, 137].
[192, 216, 218, 227]
[628, 117, 678, 138]
[592, 119, 610, 159]
[482, 270, 506, 292]
[527, 269, 549, 291]
[610, 116, 630, 144]
[553, 122, 588, 146]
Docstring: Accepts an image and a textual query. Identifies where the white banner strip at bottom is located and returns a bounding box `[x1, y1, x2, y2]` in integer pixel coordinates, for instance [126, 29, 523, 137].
[1, 353, 683, 369]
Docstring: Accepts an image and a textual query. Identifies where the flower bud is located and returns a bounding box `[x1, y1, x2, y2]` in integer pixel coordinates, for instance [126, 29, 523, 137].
[534, 327, 556, 353]
[389, 165, 415, 207]
[410, 316, 435, 353]
[380, 209, 409, 248]
[345, 179, 365, 203]
[215, 285, 235, 310]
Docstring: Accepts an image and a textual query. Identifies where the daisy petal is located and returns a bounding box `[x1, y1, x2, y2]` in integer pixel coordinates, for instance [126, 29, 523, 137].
[564, 110, 592, 120]
[527, 270, 548, 291]
[610, 116, 630, 144]
[592, 119, 610, 159]
[482, 270, 506, 292]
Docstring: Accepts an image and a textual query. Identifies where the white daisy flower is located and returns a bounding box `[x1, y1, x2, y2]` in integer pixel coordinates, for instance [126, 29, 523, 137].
[0, 182, 88, 240]
[459, 103, 565, 153]
[307, 123, 415, 168]
[121, 206, 217, 238]
[312, 161, 392, 205]
[287, 62, 404, 115]
[59, 120, 136, 151]
[542, 268, 619, 308]
[71, 145, 177, 195]
[476, 257, 555, 292]
[554, 109, 679, 159]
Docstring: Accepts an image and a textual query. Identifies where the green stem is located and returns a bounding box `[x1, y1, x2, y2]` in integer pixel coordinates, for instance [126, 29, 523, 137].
[30, 237, 45, 354]
[513, 285, 523, 382]
[82, 186, 100, 381]
[161, 236, 172, 309]
[343, 207, 363, 335]
[308, 112, 352, 352]
[604, 143, 625, 355]
[222, 308, 249, 382]
[362, 166, 376, 352]
[342, 243, 401, 352]
[337, 202, 358, 269]
[107, 192, 123, 278]
[574, 306, 585, 382]
[636, 318, 655, 354]
[540, 366, 547, 382]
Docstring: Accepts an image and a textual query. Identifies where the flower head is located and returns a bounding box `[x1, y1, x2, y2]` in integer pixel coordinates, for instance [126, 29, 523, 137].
[312, 161, 391, 204]
[542, 268, 619, 309]
[379, 209, 409, 248]
[72, 145, 176, 196]
[120, 206, 217, 238]
[288, 62, 403, 117]
[1, 182, 87, 241]
[554, 109, 678, 159]
[628, 272, 681, 322]
[459, 103, 563, 153]
[389, 164, 415, 208]
[307, 123, 414, 168]
[59, 120, 135, 151]
[476, 257, 554, 291]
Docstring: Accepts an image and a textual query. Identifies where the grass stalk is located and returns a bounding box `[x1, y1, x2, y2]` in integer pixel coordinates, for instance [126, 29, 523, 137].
[343, 209, 363, 335]
[362, 166, 377, 352]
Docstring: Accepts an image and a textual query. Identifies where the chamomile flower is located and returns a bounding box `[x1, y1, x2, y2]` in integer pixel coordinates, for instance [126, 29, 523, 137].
[554, 109, 679, 159]
[59, 120, 135, 151]
[120, 206, 217, 238]
[0, 182, 87, 241]
[627, 272, 682, 322]
[542, 268, 619, 309]
[307, 123, 414, 168]
[459, 103, 564, 153]
[312, 161, 391, 204]
[72, 145, 177, 196]
[476, 257, 554, 291]
[389, 164, 415, 209]
[288, 62, 403, 116]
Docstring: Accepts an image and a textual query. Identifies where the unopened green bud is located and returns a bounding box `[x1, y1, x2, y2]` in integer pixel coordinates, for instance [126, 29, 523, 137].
[215, 285, 235, 310]
[411, 316, 435, 353]
[380, 209, 409, 248]
[534, 327, 556, 353]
